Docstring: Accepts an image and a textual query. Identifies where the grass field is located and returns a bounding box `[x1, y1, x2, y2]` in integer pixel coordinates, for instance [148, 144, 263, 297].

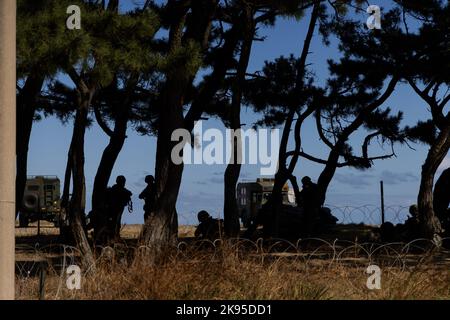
[14, 223, 450, 300]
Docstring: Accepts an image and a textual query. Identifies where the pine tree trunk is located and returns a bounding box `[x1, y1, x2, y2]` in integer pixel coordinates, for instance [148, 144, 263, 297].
[314, 76, 399, 206]
[141, 148, 182, 261]
[92, 109, 129, 212]
[92, 75, 137, 213]
[16, 74, 45, 218]
[223, 10, 254, 238]
[268, 106, 296, 237]
[61, 140, 74, 212]
[141, 78, 184, 259]
[59, 140, 73, 241]
[316, 148, 341, 206]
[266, 3, 319, 236]
[141, 0, 216, 259]
[287, 175, 301, 207]
[68, 93, 96, 268]
[224, 143, 241, 237]
[417, 124, 450, 239]
[16, 146, 28, 218]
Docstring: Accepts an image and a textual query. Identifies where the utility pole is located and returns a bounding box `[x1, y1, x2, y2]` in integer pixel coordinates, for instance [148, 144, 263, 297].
[0, 0, 17, 300]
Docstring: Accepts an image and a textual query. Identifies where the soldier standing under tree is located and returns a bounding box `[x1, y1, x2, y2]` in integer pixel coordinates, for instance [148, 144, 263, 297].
[139, 175, 157, 222]
[299, 176, 321, 236]
[105, 176, 133, 240]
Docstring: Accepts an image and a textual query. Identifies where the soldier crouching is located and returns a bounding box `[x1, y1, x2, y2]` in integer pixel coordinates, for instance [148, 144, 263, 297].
[194, 210, 224, 241]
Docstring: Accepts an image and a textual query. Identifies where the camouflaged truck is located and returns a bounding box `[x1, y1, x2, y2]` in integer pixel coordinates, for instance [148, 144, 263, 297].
[19, 176, 62, 227]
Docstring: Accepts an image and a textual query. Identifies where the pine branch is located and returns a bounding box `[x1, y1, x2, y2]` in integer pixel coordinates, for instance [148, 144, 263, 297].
[93, 103, 114, 137]
[315, 109, 335, 149]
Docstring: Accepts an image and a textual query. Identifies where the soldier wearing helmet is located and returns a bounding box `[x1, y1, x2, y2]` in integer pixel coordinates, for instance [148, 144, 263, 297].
[105, 175, 133, 239]
[299, 176, 320, 236]
[194, 210, 223, 240]
[139, 175, 157, 222]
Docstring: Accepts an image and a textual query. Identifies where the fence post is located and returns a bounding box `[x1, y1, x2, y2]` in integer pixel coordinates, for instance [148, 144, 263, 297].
[38, 261, 47, 300]
[380, 181, 385, 225]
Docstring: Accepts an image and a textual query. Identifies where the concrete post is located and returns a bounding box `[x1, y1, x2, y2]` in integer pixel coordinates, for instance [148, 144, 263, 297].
[0, 0, 16, 300]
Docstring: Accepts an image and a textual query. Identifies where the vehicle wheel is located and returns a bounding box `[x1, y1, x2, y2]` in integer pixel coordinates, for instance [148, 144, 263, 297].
[19, 214, 29, 228]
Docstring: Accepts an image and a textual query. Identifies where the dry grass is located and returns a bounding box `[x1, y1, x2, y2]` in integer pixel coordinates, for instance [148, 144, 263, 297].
[15, 221, 59, 237]
[14, 223, 450, 300]
[15, 240, 450, 300]
[16, 223, 195, 239]
[120, 224, 196, 239]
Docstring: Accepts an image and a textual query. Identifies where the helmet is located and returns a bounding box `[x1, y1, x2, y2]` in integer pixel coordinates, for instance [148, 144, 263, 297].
[145, 175, 155, 184]
[301, 176, 312, 185]
[409, 204, 419, 217]
[116, 175, 126, 186]
[197, 210, 210, 223]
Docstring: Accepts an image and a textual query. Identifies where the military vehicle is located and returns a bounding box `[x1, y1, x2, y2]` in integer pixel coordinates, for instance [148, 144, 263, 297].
[237, 178, 295, 227]
[19, 176, 62, 227]
[237, 178, 338, 238]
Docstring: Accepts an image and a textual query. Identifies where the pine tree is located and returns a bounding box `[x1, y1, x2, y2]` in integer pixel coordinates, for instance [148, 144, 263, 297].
[243, 1, 323, 237]
[299, 9, 408, 206]
[140, 0, 220, 258]
[16, 0, 77, 219]
[398, 0, 450, 240]
[19, 0, 162, 265]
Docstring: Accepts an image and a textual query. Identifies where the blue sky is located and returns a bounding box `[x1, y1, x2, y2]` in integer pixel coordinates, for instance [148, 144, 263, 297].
[26, 1, 450, 224]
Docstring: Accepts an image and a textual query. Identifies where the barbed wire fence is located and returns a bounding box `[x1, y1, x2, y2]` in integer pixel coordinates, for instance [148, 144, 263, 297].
[14, 236, 450, 300]
[16, 205, 412, 239]
[177, 205, 411, 226]
[325, 205, 410, 225]
[14, 203, 448, 300]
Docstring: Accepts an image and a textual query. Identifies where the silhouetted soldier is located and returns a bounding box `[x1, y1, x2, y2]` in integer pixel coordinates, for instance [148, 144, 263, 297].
[433, 168, 450, 234]
[379, 222, 396, 242]
[86, 208, 108, 244]
[139, 175, 157, 222]
[194, 210, 223, 241]
[402, 205, 421, 240]
[299, 176, 320, 235]
[105, 176, 133, 239]
[380, 205, 421, 242]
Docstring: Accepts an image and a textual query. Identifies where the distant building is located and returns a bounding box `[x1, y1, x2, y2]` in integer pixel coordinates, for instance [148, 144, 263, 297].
[237, 178, 294, 227]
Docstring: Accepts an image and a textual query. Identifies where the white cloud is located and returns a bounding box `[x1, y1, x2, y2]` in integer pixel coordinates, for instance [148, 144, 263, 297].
[380, 170, 418, 185]
[334, 173, 374, 188]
